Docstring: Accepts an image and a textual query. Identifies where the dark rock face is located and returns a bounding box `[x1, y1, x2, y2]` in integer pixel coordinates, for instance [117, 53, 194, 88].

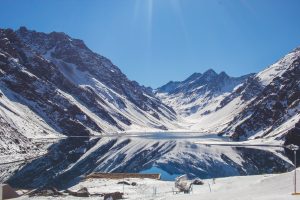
[0, 27, 178, 186]
[0, 27, 177, 139]
[0, 28, 103, 135]
[156, 69, 253, 116]
[16, 27, 176, 119]
[0, 115, 36, 156]
[104, 192, 123, 200]
[157, 69, 253, 98]
[217, 76, 264, 111]
[157, 46, 299, 144]
[225, 56, 300, 141]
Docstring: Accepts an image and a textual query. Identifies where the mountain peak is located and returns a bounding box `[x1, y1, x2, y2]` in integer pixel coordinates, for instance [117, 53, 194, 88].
[157, 69, 251, 96]
[49, 31, 70, 40]
[203, 69, 217, 76]
[219, 71, 228, 76]
[16, 26, 87, 50]
[292, 46, 300, 52]
[183, 72, 202, 84]
[18, 26, 29, 33]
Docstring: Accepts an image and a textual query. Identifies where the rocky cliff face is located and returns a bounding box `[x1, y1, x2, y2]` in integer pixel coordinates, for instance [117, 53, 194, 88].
[0, 27, 178, 145]
[156, 48, 300, 143]
[156, 69, 252, 117]
[223, 48, 300, 141]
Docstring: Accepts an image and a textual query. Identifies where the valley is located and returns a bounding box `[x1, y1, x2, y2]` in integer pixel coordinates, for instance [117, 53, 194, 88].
[0, 27, 299, 198]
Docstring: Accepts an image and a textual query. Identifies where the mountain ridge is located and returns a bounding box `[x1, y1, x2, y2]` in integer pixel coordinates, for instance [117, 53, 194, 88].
[157, 69, 253, 95]
[0, 27, 181, 161]
[156, 69, 253, 117]
[155, 48, 300, 143]
[0, 27, 298, 145]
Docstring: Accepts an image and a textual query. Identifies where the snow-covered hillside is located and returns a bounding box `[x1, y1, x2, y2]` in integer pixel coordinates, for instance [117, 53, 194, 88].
[222, 48, 300, 141]
[2, 26, 298, 144]
[15, 169, 300, 200]
[157, 48, 300, 142]
[0, 27, 180, 143]
[156, 69, 252, 117]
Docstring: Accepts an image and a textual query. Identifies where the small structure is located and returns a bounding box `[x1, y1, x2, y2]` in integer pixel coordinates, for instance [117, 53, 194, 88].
[175, 175, 193, 194]
[86, 172, 161, 180]
[0, 184, 20, 200]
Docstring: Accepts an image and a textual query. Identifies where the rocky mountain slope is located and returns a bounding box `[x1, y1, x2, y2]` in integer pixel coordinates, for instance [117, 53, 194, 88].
[156, 69, 252, 117]
[0, 27, 179, 155]
[157, 48, 300, 143]
[1, 27, 299, 189]
[220, 48, 300, 141]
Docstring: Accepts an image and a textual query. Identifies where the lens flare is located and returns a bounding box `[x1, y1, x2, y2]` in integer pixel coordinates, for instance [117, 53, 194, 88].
[146, 0, 153, 50]
[132, 0, 189, 53]
[170, 0, 189, 44]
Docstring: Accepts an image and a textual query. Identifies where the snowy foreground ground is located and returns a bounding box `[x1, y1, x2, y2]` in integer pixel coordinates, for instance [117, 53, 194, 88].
[16, 169, 300, 200]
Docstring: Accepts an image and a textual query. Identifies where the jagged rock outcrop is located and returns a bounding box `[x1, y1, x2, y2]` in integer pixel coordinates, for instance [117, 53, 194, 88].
[156, 69, 252, 116]
[0, 27, 178, 145]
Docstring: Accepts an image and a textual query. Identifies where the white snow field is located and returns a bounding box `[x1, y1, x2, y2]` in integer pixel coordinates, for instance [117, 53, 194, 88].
[15, 169, 300, 200]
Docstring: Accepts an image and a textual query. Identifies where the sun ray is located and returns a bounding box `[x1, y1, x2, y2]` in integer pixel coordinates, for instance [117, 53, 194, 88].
[170, 0, 190, 45]
[132, 0, 141, 24]
[146, 0, 154, 50]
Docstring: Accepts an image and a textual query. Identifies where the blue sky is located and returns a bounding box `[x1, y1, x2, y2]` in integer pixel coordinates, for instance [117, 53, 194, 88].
[1, 0, 300, 88]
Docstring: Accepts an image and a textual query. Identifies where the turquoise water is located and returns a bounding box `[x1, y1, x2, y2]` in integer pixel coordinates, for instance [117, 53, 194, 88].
[140, 166, 181, 181]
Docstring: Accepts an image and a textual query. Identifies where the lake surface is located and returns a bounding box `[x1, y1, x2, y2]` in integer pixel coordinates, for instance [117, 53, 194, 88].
[5, 131, 291, 188]
[120, 131, 229, 141]
[140, 166, 181, 181]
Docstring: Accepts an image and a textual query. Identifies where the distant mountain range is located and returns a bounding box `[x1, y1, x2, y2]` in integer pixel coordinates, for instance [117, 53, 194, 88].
[156, 69, 253, 117]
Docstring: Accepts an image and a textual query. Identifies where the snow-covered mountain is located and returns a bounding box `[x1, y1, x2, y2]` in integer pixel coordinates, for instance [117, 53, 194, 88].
[156, 69, 252, 117]
[220, 47, 300, 141]
[1, 27, 299, 190]
[2, 26, 297, 146]
[156, 48, 300, 143]
[0, 27, 179, 145]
